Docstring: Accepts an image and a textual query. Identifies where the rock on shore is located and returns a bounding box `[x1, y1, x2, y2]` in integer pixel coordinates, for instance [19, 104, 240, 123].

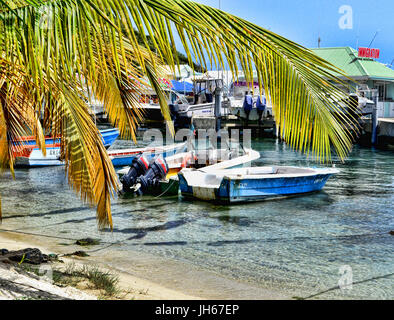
[0, 248, 49, 265]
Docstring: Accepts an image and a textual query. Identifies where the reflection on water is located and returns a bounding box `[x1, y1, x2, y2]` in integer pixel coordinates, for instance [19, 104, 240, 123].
[1, 138, 393, 299]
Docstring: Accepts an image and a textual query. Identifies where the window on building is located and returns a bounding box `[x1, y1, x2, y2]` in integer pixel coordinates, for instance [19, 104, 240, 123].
[376, 84, 387, 101]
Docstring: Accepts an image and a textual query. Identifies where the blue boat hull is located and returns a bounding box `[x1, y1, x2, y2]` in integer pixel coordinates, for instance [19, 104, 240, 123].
[179, 171, 335, 203]
[100, 128, 120, 148]
[217, 174, 333, 203]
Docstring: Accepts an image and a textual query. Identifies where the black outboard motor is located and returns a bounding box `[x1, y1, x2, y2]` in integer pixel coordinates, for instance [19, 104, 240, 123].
[137, 155, 169, 193]
[120, 154, 150, 193]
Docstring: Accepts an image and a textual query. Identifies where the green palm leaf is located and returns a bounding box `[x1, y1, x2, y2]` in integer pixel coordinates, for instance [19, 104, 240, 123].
[0, 0, 359, 228]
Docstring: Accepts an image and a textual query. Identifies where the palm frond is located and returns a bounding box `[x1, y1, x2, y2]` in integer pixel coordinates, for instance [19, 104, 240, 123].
[0, 0, 361, 228]
[50, 85, 118, 229]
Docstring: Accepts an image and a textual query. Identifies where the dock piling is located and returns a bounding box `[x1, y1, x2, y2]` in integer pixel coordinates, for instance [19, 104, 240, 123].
[372, 92, 379, 145]
[214, 86, 222, 136]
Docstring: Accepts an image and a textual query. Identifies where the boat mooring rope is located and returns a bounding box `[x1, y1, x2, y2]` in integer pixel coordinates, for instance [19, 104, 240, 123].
[297, 272, 394, 300]
[154, 179, 179, 199]
[0, 228, 125, 256]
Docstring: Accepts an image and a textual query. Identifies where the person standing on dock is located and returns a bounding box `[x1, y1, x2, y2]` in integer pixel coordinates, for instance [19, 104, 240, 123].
[243, 91, 254, 127]
[256, 93, 267, 126]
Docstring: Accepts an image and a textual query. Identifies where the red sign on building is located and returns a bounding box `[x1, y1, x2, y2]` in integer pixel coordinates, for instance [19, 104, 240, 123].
[358, 47, 380, 59]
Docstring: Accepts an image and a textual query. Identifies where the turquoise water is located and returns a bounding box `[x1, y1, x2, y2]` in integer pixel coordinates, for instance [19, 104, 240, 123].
[1, 137, 393, 299]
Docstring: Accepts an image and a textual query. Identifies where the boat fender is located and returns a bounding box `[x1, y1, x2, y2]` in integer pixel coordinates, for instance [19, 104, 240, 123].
[137, 155, 169, 193]
[181, 153, 198, 168]
[120, 154, 150, 193]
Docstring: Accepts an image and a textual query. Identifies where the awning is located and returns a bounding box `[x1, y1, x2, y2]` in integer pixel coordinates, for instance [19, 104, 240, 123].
[171, 80, 194, 92]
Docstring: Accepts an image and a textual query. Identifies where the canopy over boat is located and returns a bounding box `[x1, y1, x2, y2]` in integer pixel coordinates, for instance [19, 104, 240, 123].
[171, 80, 194, 93]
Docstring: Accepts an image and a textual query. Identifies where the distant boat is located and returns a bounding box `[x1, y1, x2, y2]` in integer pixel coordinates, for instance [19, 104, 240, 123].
[139, 89, 190, 121]
[175, 76, 226, 121]
[14, 128, 119, 167]
[178, 166, 339, 202]
[109, 142, 187, 167]
[227, 76, 273, 121]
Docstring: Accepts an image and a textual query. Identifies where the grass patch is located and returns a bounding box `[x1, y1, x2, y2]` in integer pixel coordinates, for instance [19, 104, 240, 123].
[18, 264, 41, 277]
[57, 263, 120, 297]
[18, 262, 121, 298]
[80, 265, 120, 296]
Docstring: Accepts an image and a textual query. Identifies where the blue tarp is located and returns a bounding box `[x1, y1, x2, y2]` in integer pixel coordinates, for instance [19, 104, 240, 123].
[171, 80, 194, 93]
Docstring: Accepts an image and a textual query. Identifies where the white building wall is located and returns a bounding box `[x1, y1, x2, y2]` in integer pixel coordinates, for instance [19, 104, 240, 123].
[389, 102, 394, 118]
[377, 102, 394, 118]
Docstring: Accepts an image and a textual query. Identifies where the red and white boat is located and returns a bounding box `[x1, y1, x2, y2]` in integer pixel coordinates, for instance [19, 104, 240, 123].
[13, 129, 119, 167]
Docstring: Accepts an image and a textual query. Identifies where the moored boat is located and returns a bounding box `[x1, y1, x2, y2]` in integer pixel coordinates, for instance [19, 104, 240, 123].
[228, 74, 273, 122]
[178, 166, 339, 202]
[157, 147, 261, 196]
[175, 76, 226, 122]
[14, 128, 120, 167]
[117, 147, 261, 196]
[109, 142, 187, 167]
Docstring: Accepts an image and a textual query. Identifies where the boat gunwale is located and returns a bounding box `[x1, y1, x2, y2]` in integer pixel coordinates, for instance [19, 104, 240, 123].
[179, 166, 339, 189]
[108, 142, 187, 157]
[218, 167, 339, 181]
[199, 148, 261, 172]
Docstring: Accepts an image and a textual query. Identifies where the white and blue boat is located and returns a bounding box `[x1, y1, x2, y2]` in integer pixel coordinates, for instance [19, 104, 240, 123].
[100, 128, 121, 148]
[109, 142, 187, 167]
[178, 166, 339, 203]
[14, 128, 120, 167]
[116, 147, 261, 196]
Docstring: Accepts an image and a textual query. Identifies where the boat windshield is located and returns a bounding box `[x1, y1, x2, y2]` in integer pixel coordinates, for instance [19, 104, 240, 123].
[170, 91, 189, 105]
[192, 79, 223, 105]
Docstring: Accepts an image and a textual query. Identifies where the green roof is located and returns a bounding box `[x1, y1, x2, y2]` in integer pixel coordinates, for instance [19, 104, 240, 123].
[310, 47, 394, 81]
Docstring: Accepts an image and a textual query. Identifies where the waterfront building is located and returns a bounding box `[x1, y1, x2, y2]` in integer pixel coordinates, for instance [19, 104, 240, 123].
[311, 47, 394, 118]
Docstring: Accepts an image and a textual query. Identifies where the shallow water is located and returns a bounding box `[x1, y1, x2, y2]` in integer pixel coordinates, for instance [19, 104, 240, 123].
[1, 136, 393, 299]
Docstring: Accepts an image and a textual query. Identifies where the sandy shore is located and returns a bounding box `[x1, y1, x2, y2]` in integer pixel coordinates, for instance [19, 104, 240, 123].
[0, 227, 289, 300]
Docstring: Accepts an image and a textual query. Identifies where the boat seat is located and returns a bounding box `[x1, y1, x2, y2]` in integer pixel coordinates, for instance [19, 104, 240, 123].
[203, 173, 224, 186]
[245, 167, 278, 175]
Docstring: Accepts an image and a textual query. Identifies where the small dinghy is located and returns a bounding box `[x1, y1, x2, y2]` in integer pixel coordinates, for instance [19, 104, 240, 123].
[178, 166, 339, 202]
[14, 128, 119, 167]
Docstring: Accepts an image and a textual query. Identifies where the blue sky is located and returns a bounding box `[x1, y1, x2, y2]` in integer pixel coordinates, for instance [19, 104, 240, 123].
[194, 0, 394, 67]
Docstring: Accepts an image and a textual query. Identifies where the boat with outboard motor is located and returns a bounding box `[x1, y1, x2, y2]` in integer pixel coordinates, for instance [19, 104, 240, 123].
[178, 166, 339, 203]
[171, 76, 233, 127]
[227, 74, 273, 122]
[139, 87, 190, 122]
[117, 145, 261, 196]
